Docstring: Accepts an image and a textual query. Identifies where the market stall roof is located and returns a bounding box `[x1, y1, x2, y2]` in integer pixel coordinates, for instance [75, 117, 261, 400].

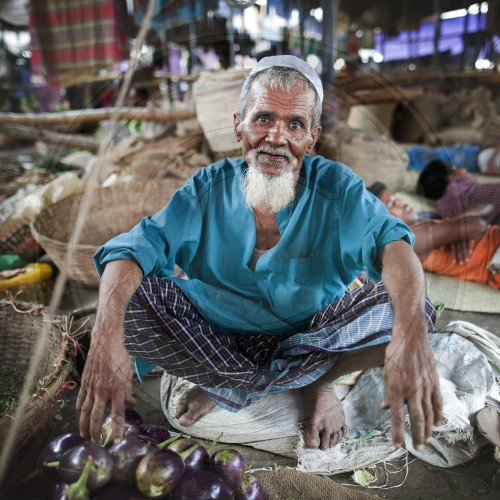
[2, 0, 489, 32]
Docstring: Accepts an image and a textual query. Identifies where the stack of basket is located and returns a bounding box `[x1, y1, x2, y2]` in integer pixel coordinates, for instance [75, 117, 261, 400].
[31, 180, 183, 286]
[0, 300, 88, 453]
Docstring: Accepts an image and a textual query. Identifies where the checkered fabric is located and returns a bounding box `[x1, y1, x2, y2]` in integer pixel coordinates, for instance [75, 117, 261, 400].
[125, 278, 437, 412]
[29, 0, 124, 87]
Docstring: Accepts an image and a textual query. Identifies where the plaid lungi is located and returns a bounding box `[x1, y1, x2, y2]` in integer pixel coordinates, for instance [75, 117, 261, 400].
[125, 278, 437, 412]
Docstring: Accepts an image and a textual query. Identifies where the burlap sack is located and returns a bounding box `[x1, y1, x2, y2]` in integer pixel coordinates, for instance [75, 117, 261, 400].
[255, 468, 373, 500]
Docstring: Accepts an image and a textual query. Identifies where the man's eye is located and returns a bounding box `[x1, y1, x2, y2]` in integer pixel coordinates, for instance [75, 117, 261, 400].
[290, 121, 302, 129]
[257, 115, 269, 124]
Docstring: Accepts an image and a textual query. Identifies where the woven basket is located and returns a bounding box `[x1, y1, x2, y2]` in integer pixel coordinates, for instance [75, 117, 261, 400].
[0, 300, 87, 453]
[31, 180, 184, 286]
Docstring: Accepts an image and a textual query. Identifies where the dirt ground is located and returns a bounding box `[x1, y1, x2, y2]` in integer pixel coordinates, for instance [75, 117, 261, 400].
[1, 280, 499, 499]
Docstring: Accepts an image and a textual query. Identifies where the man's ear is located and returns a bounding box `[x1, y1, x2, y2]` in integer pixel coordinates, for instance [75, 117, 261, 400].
[308, 126, 322, 152]
[233, 113, 242, 142]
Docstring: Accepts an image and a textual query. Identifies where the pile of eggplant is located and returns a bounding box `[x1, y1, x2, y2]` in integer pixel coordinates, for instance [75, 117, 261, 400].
[37, 408, 264, 499]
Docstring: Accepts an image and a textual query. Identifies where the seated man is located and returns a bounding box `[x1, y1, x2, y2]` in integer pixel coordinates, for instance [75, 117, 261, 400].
[416, 159, 500, 225]
[77, 56, 441, 452]
[368, 182, 500, 289]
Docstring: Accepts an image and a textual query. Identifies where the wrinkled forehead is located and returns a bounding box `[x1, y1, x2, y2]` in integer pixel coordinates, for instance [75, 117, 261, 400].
[250, 78, 316, 104]
[249, 70, 316, 98]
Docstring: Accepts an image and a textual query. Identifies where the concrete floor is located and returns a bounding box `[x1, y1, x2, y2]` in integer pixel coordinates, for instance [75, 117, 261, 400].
[1, 283, 499, 499]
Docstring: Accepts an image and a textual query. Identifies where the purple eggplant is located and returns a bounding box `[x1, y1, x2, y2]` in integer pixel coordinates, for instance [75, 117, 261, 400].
[58, 442, 113, 492]
[161, 437, 210, 473]
[234, 474, 265, 500]
[135, 448, 185, 498]
[108, 434, 154, 485]
[100, 407, 144, 447]
[93, 484, 148, 499]
[53, 480, 70, 500]
[140, 425, 171, 444]
[37, 433, 89, 477]
[210, 449, 246, 490]
[174, 470, 233, 500]
[53, 457, 93, 500]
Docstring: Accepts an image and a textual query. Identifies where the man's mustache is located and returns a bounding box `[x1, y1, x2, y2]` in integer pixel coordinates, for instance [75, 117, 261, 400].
[256, 147, 292, 162]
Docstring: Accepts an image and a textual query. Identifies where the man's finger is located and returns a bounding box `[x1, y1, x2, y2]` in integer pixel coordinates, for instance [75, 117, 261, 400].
[125, 385, 137, 406]
[78, 398, 93, 438]
[422, 385, 434, 442]
[75, 384, 87, 412]
[389, 402, 406, 448]
[462, 241, 469, 263]
[408, 390, 425, 450]
[383, 372, 406, 447]
[89, 398, 107, 443]
[111, 386, 126, 444]
[431, 385, 443, 426]
[450, 243, 458, 263]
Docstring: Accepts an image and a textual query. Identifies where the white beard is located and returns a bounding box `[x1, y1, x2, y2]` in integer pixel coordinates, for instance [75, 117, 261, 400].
[242, 164, 296, 212]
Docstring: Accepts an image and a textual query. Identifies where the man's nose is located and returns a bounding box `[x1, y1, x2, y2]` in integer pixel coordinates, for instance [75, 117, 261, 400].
[266, 123, 287, 144]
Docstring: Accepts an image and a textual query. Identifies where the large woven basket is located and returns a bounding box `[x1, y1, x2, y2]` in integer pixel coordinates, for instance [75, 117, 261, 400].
[0, 300, 87, 453]
[31, 180, 183, 286]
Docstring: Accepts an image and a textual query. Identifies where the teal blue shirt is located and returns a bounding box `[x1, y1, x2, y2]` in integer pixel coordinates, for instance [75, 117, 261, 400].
[94, 155, 413, 336]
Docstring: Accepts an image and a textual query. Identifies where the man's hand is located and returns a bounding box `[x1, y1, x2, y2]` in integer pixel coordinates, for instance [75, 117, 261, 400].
[450, 240, 471, 264]
[449, 217, 487, 264]
[75, 259, 143, 443]
[382, 322, 442, 450]
[380, 240, 442, 450]
[76, 323, 136, 444]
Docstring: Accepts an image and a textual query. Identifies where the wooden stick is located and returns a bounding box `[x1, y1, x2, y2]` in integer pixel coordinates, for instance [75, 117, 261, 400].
[335, 68, 500, 93]
[0, 124, 100, 152]
[346, 87, 424, 105]
[0, 107, 196, 126]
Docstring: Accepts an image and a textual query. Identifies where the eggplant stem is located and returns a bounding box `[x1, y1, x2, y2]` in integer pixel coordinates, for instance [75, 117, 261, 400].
[208, 432, 223, 455]
[65, 456, 93, 500]
[157, 433, 184, 449]
[179, 443, 200, 461]
[43, 461, 59, 468]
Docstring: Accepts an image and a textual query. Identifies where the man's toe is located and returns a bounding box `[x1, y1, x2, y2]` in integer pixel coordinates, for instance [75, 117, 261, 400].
[304, 429, 320, 448]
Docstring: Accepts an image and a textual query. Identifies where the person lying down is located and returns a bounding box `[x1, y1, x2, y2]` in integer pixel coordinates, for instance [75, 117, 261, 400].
[368, 182, 500, 289]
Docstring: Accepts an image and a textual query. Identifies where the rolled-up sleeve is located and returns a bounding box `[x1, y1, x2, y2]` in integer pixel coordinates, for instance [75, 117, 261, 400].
[361, 217, 414, 280]
[339, 173, 414, 281]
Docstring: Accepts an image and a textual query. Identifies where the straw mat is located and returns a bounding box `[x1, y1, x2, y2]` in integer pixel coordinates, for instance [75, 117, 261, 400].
[425, 272, 500, 313]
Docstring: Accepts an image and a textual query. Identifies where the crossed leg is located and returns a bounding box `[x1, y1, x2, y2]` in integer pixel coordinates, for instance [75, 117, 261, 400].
[175, 343, 387, 450]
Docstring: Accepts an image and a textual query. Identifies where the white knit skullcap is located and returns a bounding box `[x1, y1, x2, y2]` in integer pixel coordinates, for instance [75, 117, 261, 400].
[249, 55, 323, 104]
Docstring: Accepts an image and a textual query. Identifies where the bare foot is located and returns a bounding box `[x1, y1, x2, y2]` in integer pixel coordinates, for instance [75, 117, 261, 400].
[301, 382, 347, 450]
[175, 385, 216, 426]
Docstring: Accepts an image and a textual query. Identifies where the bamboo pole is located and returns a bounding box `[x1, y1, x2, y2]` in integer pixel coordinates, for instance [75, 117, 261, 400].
[0, 107, 196, 126]
[0, 124, 100, 152]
